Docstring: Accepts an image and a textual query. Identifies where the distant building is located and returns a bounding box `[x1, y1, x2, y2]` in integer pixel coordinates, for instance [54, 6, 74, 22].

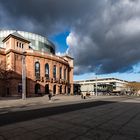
[0, 30, 74, 97]
[74, 78, 128, 95]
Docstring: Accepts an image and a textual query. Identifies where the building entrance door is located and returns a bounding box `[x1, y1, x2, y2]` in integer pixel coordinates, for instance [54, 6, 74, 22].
[68, 87, 70, 94]
[35, 84, 40, 94]
[53, 85, 56, 94]
[60, 85, 62, 94]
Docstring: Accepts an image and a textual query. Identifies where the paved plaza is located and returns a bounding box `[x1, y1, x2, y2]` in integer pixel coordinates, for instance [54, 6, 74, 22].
[0, 95, 140, 140]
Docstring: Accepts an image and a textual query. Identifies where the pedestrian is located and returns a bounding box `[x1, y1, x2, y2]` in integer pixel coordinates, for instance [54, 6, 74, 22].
[83, 92, 86, 99]
[81, 93, 83, 99]
[48, 91, 52, 101]
[81, 92, 86, 99]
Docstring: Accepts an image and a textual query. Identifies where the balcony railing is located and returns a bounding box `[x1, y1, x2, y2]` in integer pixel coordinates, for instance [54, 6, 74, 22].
[45, 77, 50, 82]
[52, 77, 59, 83]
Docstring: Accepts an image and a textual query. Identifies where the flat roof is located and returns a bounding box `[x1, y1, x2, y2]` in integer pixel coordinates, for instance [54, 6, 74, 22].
[75, 78, 128, 83]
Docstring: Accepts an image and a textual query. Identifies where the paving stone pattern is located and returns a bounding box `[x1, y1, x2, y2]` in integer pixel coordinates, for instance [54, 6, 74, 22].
[0, 96, 140, 140]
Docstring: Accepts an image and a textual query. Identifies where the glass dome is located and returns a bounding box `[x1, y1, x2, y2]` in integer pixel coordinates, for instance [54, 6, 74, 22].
[0, 29, 55, 54]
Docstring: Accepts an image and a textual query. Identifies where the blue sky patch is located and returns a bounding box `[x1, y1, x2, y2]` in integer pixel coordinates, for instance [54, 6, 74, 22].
[50, 31, 70, 53]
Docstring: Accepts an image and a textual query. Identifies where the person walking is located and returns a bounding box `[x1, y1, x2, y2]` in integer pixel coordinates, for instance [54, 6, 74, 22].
[81, 92, 86, 99]
[48, 91, 52, 101]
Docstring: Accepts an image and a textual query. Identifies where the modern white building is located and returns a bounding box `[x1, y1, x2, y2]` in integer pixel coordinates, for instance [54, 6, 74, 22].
[74, 78, 128, 95]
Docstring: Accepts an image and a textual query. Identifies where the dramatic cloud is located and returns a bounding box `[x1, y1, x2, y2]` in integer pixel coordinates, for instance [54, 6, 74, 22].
[67, 0, 140, 74]
[0, 0, 140, 75]
[0, 0, 94, 35]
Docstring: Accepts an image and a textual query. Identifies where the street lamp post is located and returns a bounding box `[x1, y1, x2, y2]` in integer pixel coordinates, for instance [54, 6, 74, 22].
[22, 51, 26, 100]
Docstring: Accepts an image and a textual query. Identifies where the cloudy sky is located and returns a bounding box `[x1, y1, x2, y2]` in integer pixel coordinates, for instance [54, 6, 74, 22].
[0, 0, 140, 81]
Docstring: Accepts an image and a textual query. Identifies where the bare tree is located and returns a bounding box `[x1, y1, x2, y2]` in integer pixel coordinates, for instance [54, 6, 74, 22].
[126, 82, 140, 96]
[0, 60, 12, 96]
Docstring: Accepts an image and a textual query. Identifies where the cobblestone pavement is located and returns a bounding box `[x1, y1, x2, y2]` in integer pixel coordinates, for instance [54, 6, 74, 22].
[0, 96, 140, 140]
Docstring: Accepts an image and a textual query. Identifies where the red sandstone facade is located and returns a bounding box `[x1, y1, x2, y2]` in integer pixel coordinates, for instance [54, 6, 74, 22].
[0, 33, 74, 97]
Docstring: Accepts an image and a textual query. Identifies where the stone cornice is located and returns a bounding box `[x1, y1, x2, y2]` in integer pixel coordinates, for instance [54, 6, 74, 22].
[5, 49, 69, 66]
[0, 47, 5, 55]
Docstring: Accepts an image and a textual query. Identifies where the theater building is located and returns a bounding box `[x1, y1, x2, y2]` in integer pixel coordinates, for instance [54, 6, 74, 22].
[0, 30, 74, 97]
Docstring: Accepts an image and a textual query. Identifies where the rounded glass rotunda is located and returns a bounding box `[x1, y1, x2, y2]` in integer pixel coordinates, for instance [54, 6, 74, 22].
[0, 29, 55, 54]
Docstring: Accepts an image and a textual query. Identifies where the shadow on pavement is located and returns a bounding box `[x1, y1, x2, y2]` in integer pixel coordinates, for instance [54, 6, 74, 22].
[0, 100, 115, 126]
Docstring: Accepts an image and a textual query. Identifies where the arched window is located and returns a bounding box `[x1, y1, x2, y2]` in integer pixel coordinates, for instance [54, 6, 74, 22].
[53, 65, 56, 79]
[64, 68, 66, 80]
[59, 67, 62, 79]
[35, 62, 40, 80]
[45, 63, 49, 78]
